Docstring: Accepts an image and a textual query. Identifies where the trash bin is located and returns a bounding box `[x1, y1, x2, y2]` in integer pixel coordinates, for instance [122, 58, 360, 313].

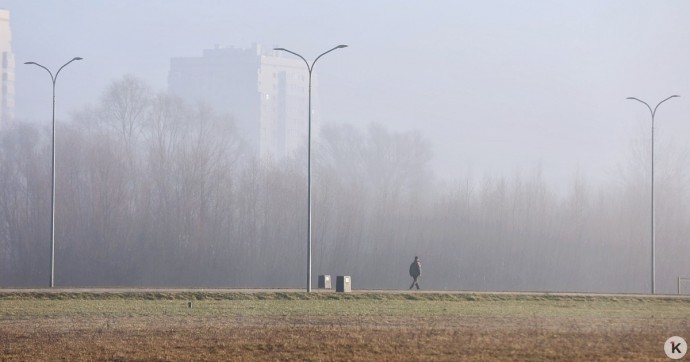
[336, 275, 351, 293]
[318, 275, 331, 289]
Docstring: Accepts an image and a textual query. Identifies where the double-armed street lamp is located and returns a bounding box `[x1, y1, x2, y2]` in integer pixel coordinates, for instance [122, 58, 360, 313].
[24, 57, 83, 288]
[626, 95, 680, 294]
[273, 45, 347, 292]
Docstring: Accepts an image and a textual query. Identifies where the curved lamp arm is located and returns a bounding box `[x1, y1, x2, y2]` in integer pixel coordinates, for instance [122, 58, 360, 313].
[24, 61, 55, 83]
[653, 95, 680, 116]
[627, 95, 679, 118]
[55, 57, 83, 81]
[311, 45, 348, 72]
[273, 47, 310, 71]
[25, 57, 83, 85]
[626, 97, 653, 117]
[274, 45, 348, 73]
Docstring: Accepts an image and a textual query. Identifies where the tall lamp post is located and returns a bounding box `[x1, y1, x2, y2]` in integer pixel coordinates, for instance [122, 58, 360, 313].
[626, 94, 680, 294]
[273, 45, 347, 292]
[25, 57, 83, 288]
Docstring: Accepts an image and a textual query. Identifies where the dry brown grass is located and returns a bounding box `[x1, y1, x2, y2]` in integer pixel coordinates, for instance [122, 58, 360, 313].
[1, 291, 689, 361]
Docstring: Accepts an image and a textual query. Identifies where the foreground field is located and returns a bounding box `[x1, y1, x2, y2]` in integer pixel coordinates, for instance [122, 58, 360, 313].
[1, 290, 689, 361]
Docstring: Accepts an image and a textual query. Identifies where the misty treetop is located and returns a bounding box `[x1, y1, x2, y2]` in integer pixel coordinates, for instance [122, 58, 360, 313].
[2, 75, 690, 293]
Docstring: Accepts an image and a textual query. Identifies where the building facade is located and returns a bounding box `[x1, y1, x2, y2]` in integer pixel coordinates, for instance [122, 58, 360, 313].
[168, 44, 316, 160]
[0, 9, 14, 130]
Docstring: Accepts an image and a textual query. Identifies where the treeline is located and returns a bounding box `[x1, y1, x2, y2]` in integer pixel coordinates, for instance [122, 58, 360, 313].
[2, 75, 690, 293]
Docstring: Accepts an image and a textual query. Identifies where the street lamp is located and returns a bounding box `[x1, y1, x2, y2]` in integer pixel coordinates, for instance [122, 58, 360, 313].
[626, 94, 680, 294]
[25, 57, 83, 288]
[273, 45, 347, 292]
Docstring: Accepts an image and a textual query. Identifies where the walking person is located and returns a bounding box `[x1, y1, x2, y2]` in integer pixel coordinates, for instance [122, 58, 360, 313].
[409, 256, 421, 290]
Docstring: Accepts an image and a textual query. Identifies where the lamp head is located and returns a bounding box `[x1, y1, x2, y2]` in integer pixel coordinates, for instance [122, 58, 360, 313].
[73, 57, 83, 61]
[273, 48, 286, 51]
[671, 95, 680, 98]
[24, 61, 37, 65]
[336, 45, 348, 49]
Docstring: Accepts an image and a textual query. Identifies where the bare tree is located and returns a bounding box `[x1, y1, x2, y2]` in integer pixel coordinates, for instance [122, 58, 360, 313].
[0, 124, 50, 285]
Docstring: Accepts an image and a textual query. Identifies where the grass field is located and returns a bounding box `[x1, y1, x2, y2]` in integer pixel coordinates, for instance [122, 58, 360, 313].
[1, 290, 689, 361]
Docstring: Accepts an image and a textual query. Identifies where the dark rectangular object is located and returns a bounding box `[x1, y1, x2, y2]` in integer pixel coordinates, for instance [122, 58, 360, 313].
[336, 275, 351, 293]
[318, 275, 331, 289]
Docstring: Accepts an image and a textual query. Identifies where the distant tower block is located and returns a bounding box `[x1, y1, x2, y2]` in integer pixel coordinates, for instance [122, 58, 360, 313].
[0, 9, 15, 130]
[336, 276, 351, 293]
[318, 275, 331, 289]
[167, 44, 313, 160]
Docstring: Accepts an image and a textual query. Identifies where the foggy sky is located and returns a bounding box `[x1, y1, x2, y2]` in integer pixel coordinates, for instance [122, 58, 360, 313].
[4, 0, 690, 186]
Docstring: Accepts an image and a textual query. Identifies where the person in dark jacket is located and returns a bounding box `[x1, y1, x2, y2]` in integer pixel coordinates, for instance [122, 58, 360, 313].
[409, 256, 421, 290]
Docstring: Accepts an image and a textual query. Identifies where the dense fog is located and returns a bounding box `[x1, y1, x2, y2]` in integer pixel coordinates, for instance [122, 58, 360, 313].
[2, 76, 690, 292]
[1, 1, 690, 293]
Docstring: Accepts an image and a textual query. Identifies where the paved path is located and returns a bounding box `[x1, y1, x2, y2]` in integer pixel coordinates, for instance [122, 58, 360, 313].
[1, 287, 689, 299]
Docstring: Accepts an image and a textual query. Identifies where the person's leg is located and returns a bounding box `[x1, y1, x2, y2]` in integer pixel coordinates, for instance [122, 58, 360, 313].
[410, 277, 419, 290]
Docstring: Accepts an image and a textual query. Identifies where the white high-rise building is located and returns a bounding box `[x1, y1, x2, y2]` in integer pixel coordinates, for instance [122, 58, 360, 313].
[258, 51, 317, 160]
[0, 9, 14, 130]
[168, 44, 316, 160]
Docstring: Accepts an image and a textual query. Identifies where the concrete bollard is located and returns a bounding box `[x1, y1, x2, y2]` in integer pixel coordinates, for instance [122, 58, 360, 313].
[318, 275, 332, 289]
[336, 275, 351, 293]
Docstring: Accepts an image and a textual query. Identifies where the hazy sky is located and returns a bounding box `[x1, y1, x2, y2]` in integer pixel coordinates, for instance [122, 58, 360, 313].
[3, 0, 690, 187]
